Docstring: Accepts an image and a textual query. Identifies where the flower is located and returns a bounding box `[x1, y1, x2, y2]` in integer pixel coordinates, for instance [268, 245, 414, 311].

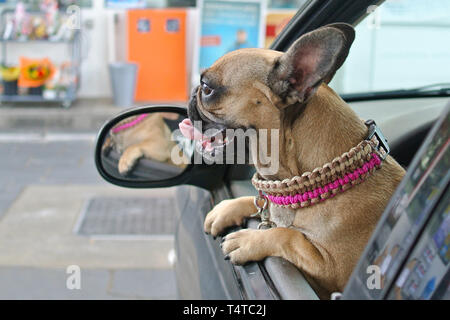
[18, 57, 55, 88]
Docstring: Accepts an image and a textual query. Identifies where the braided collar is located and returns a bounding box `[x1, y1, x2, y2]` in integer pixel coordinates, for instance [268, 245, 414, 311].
[251, 120, 390, 209]
[112, 114, 149, 134]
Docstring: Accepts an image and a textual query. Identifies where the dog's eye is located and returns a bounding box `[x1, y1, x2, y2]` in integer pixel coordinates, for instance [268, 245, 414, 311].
[201, 82, 213, 96]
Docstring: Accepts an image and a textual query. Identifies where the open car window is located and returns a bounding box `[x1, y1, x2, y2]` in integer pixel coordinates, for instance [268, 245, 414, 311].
[329, 0, 450, 98]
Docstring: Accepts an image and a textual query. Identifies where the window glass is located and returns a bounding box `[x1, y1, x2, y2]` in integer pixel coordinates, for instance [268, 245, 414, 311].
[268, 0, 304, 9]
[330, 0, 450, 95]
[149, 0, 196, 8]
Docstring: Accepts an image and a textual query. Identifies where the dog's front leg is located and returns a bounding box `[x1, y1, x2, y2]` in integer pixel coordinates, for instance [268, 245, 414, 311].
[118, 145, 144, 175]
[204, 196, 258, 237]
[118, 140, 170, 175]
[221, 228, 325, 277]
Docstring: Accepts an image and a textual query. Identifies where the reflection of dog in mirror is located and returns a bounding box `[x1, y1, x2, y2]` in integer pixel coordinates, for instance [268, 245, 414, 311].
[181, 23, 406, 298]
[103, 112, 186, 175]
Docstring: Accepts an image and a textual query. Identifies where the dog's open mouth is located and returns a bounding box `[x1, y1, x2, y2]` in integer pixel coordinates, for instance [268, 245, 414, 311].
[179, 118, 233, 158]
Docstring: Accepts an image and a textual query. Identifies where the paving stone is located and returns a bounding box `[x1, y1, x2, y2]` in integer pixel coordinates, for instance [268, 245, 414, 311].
[0, 267, 112, 300]
[0, 266, 177, 300]
[109, 269, 177, 299]
[0, 133, 179, 299]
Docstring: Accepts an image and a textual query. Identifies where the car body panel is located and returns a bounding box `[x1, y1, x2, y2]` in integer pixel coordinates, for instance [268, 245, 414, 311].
[173, 185, 242, 299]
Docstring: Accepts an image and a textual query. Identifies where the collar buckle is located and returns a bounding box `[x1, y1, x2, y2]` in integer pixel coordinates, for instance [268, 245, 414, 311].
[252, 192, 276, 229]
[365, 119, 390, 160]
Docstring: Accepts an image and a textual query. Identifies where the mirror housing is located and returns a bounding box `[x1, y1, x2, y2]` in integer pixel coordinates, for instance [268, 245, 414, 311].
[94, 105, 227, 190]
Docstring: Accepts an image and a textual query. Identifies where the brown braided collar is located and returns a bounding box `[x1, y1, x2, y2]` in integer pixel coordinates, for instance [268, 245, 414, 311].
[251, 120, 390, 209]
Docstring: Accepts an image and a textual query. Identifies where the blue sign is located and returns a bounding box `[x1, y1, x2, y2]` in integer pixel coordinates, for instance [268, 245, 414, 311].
[106, 0, 145, 9]
[198, 0, 264, 72]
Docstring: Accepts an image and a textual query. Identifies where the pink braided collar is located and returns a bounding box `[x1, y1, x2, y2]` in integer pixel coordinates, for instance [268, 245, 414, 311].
[252, 121, 389, 209]
[265, 153, 381, 208]
[112, 114, 149, 134]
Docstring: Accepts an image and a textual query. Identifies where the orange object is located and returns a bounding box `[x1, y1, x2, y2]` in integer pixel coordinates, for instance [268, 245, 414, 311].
[127, 9, 187, 102]
[18, 57, 55, 88]
[265, 12, 296, 48]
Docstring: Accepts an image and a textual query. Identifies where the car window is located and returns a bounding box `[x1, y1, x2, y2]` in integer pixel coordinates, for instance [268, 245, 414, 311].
[329, 0, 450, 95]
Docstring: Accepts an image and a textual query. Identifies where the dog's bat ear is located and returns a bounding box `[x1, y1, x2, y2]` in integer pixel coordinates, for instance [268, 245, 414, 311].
[321, 23, 355, 83]
[268, 23, 355, 104]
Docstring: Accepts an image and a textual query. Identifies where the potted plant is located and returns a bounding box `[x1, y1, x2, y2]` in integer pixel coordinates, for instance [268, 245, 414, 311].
[18, 57, 54, 96]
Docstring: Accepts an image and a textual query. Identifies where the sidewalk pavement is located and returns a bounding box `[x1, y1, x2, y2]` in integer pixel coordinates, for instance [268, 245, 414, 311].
[0, 98, 124, 134]
[0, 98, 187, 133]
[0, 99, 184, 299]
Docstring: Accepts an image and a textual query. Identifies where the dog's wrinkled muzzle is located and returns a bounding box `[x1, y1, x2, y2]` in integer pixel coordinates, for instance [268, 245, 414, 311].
[180, 87, 232, 154]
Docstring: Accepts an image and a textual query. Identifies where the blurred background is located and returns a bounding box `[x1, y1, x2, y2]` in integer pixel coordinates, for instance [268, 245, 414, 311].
[0, 0, 448, 299]
[0, 0, 299, 300]
[0, 0, 301, 106]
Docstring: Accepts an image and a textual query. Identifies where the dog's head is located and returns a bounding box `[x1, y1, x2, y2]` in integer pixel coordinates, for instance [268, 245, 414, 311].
[180, 23, 354, 156]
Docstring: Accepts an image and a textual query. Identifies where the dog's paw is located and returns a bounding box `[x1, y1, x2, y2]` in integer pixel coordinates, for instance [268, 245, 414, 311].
[204, 199, 248, 237]
[221, 229, 270, 265]
[118, 147, 142, 175]
[118, 155, 135, 175]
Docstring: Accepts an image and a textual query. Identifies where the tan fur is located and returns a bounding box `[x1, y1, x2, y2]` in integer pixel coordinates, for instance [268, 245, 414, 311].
[200, 44, 405, 299]
[107, 113, 186, 175]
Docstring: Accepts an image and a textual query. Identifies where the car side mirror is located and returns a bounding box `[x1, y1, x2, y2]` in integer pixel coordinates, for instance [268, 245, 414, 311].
[94, 105, 227, 190]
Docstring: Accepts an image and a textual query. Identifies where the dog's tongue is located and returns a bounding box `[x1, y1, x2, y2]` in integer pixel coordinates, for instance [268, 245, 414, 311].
[179, 118, 204, 141]
[179, 118, 214, 151]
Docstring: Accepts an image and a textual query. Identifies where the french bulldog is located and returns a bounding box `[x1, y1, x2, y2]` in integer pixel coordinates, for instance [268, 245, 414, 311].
[180, 23, 405, 299]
